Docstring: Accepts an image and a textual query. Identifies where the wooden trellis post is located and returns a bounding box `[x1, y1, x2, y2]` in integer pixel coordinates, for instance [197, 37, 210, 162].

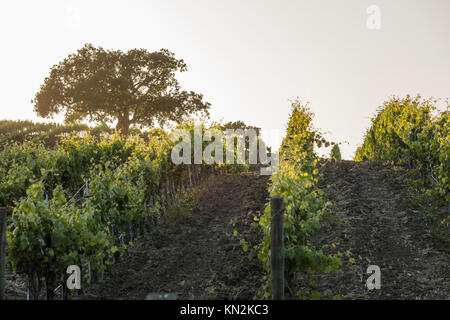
[188, 165, 193, 187]
[270, 196, 284, 300]
[0, 206, 7, 300]
[192, 165, 199, 185]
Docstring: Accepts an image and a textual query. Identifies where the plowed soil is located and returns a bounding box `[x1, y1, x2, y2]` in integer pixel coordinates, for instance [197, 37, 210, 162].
[81, 171, 269, 300]
[302, 160, 450, 299]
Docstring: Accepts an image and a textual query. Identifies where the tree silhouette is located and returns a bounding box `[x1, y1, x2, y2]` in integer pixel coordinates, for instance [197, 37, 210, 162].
[33, 43, 210, 135]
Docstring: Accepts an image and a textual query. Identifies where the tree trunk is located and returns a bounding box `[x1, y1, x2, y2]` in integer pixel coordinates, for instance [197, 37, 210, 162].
[45, 274, 56, 300]
[116, 114, 130, 136]
[30, 271, 41, 300]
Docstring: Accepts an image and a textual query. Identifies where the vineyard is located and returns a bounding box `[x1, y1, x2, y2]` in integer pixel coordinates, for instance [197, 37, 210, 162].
[1, 95, 449, 300]
[0, 122, 252, 299]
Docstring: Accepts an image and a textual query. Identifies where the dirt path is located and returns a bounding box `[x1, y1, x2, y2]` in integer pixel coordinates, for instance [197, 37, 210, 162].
[306, 160, 450, 299]
[82, 172, 269, 300]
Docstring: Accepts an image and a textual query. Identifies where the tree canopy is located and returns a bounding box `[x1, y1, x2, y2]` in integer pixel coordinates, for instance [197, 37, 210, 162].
[33, 43, 211, 135]
[220, 120, 261, 135]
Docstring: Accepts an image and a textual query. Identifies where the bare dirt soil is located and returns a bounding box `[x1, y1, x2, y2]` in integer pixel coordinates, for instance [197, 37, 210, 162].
[302, 160, 450, 299]
[81, 171, 269, 300]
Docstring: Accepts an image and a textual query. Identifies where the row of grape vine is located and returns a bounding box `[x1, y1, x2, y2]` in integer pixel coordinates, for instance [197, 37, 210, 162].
[257, 100, 342, 299]
[1, 122, 251, 299]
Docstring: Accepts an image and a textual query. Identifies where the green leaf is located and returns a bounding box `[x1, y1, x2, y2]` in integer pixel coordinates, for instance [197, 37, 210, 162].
[311, 291, 321, 300]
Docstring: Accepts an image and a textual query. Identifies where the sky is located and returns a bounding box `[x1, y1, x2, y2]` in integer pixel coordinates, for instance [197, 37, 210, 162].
[0, 0, 449, 159]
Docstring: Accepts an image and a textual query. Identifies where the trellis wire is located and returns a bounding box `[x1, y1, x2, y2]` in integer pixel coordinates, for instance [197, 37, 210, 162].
[19, 161, 203, 300]
[87, 261, 92, 284]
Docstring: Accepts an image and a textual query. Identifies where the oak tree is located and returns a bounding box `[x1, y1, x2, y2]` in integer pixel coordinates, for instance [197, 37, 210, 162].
[33, 43, 210, 135]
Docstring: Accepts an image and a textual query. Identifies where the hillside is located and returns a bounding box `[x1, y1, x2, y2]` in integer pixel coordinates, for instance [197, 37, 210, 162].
[309, 160, 449, 299]
[79, 161, 449, 299]
[5, 161, 449, 300]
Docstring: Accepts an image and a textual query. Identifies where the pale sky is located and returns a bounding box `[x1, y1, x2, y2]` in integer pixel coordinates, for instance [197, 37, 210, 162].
[0, 0, 449, 159]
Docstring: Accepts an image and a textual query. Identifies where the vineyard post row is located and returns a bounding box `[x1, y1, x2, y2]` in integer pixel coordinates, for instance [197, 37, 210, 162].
[270, 196, 284, 300]
[0, 206, 6, 300]
[39, 164, 220, 299]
